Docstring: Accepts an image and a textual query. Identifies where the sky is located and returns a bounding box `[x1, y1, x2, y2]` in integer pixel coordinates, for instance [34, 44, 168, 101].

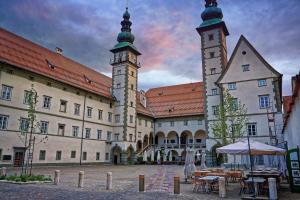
[0, 0, 299, 95]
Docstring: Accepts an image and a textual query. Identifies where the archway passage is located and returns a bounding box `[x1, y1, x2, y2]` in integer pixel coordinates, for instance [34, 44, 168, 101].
[168, 150, 179, 162]
[149, 132, 154, 145]
[167, 131, 179, 148]
[180, 130, 193, 148]
[155, 132, 165, 147]
[127, 146, 135, 164]
[111, 145, 122, 165]
[210, 143, 224, 167]
[194, 130, 206, 148]
[136, 140, 142, 154]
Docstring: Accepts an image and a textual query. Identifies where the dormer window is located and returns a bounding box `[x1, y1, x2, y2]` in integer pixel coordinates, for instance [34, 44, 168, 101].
[84, 75, 92, 84]
[46, 59, 55, 69]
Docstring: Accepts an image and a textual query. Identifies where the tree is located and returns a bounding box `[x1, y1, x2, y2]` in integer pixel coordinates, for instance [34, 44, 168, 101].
[210, 89, 248, 146]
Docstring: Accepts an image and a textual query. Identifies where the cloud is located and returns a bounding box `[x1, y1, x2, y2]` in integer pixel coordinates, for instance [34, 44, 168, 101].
[0, 0, 299, 95]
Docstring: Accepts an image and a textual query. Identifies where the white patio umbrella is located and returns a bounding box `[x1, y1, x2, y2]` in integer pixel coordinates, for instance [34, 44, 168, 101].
[216, 140, 286, 155]
[151, 150, 154, 162]
[169, 151, 173, 162]
[143, 151, 147, 162]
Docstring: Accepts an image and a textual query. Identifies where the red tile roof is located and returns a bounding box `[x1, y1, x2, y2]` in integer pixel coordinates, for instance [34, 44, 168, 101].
[145, 82, 205, 118]
[0, 27, 205, 118]
[0, 27, 112, 98]
[283, 71, 300, 132]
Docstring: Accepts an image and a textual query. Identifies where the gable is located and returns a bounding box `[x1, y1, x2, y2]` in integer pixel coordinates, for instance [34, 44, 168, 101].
[218, 35, 281, 84]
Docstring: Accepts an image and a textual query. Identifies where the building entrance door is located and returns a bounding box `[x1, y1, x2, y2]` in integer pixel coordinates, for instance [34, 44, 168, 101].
[14, 148, 25, 167]
[114, 155, 118, 165]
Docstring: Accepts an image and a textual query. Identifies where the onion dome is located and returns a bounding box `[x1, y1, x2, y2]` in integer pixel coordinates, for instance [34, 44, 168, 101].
[201, 0, 223, 21]
[117, 7, 135, 44]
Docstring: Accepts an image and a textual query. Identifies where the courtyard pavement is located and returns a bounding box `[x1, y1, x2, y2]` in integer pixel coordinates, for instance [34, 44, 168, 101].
[0, 165, 299, 200]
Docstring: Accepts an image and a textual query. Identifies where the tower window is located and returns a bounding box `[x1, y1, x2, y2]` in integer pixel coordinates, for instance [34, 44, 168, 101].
[131, 71, 134, 76]
[117, 83, 121, 88]
[130, 101, 133, 107]
[242, 51, 247, 55]
[209, 52, 215, 58]
[131, 84, 134, 90]
[210, 68, 216, 75]
[208, 34, 214, 41]
[117, 69, 121, 75]
[242, 64, 250, 72]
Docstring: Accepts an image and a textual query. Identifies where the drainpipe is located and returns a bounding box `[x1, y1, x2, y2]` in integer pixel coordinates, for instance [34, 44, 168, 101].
[153, 119, 156, 152]
[79, 93, 87, 165]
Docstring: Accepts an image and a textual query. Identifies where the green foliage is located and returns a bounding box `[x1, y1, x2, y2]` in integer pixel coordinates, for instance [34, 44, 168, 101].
[4, 174, 51, 182]
[210, 89, 248, 146]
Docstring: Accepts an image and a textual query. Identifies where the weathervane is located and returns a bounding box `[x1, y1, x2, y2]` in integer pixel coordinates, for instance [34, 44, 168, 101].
[126, 0, 129, 9]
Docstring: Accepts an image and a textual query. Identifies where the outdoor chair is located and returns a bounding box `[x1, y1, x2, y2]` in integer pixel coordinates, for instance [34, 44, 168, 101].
[239, 178, 252, 195]
[210, 180, 219, 193]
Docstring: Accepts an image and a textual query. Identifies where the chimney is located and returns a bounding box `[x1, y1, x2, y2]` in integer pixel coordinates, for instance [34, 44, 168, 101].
[55, 47, 63, 55]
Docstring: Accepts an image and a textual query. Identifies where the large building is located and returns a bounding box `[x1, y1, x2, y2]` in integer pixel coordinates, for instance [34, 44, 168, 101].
[0, 1, 283, 167]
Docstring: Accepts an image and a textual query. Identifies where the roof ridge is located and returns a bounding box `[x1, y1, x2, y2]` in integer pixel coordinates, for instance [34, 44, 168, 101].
[147, 81, 203, 92]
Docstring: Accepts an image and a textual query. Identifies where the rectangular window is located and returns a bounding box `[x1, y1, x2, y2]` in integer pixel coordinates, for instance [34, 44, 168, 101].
[108, 112, 112, 122]
[212, 105, 219, 115]
[228, 82, 236, 90]
[39, 150, 46, 160]
[85, 128, 91, 139]
[58, 124, 65, 136]
[72, 126, 79, 137]
[247, 123, 257, 136]
[198, 120, 202, 125]
[0, 115, 9, 130]
[23, 90, 31, 104]
[87, 107, 92, 118]
[151, 122, 154, 128]
[43, 96, 52, 109]
[212, 88, 218, 95]
[209, 52, 215, 58]
[170, 121, 174, 127]
[158, 122, 162, 127]
[145, 120, 148, 127]
[98, 109, 103, 120]
[56, 151, 62, 160]
[196, 139, 202, 143]
[60, 100, 67, 112]
[19, 118, 29, 132]
[114, 133, 119, 141]
[115, 114, 120, 123]
[130, 101, 133, 107]
[138, 132, 141, 138]
[208, 34, 214, 41]
[1, 85, 13, 100]
[105, 153, 109, 160]
[74, 103, 80, 115]
[258, 79, 267, 87]
[131, 84, 134, 90]
[232, 98, 238, 111]
[184, 120, 188, 126]
[107, 131, 112, 141]
[83, 152, 87, 160]
[117, 69, 121, 75]
[138, 118, 142, 126]
[71, 151, 76, 158]
[242, 64, 250, 72]
[96, 152, 100, 161]
[40, 121, 49, 134]
[210, 68, 216, 75]
[259, 95, 269, 109]
[130, 115, 133, 123]
[129, 134, 133, 142]
[117, 83, 121, 88]
[97, 129, 102, 140]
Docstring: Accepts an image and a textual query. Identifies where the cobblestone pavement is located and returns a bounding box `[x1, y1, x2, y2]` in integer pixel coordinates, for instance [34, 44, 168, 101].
[0, 165, 299, 200]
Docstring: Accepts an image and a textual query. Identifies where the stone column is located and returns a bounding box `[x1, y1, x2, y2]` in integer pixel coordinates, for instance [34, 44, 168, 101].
[219, 177, 226, 198]
[268, 178, 277, 200]
[78, 171, 84, 188]
[106, 172, 112, 190]
[54, 170, 60, 185]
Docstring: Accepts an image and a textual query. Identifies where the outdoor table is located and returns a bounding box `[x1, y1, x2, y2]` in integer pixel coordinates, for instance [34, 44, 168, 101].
[245, 177, 265, 196]
[199, 176, 219, 193]
[247, 171, 281, 183]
